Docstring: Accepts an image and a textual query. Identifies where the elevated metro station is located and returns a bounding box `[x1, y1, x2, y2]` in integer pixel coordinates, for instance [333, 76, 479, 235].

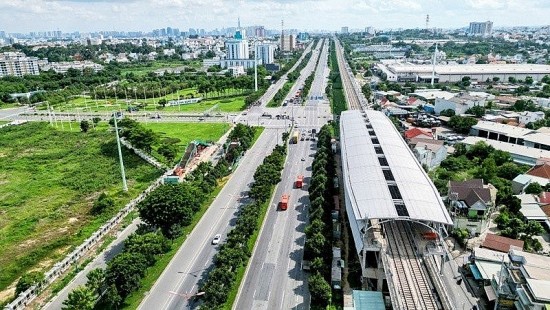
[340, 109, 454, 309]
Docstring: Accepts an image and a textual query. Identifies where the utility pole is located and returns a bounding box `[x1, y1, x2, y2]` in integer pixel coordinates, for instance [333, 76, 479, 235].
[113, 113, 128, 192]
[254, 41, 258, 92]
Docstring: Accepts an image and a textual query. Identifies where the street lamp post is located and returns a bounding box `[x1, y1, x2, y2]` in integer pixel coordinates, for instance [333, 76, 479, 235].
[113, 113, 128, 192]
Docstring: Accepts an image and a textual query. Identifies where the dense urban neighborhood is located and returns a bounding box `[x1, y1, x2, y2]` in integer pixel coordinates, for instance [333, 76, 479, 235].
[3, 4, 550, 310]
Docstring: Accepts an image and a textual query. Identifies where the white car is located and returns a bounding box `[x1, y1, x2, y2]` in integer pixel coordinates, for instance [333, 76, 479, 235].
[212, 234, 222, 245]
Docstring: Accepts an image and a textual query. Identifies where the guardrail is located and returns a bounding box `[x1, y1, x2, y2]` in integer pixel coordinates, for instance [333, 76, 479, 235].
[424, 256, 454, 310]
[4, 172, 169, 310]
[119, 138, 166, 170]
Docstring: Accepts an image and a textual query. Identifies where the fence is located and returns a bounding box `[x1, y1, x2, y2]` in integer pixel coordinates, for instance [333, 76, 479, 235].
[4, 171, 169, 310]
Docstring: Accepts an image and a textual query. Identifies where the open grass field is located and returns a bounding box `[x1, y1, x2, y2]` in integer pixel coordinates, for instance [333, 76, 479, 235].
[0, 122, 163, 298]
[43, 89, 247, 114]
[143, 122, 230, 164]
[119, 60, 201, 76]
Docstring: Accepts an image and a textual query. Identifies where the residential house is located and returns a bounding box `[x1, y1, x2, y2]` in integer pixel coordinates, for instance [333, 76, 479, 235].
[481, 233, 525, 253]
[518, 111, 545, 126]
[434, 92, 487, 115]
[409, 138, 447, 170]
[448, 179, 496, 219]
[404, 127, 433, 140]
[490, 249, 550, 309]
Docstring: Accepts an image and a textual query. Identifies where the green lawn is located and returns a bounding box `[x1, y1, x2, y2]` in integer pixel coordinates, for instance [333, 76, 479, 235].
[120, 61, 201, 76]
[0, 122, 163, 298]
[0, 121, 9, 125]
[143, 122, 230, 165]
[46, 90, 247, 114]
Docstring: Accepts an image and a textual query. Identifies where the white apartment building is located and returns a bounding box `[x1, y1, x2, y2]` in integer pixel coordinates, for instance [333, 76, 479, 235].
[225, 39, 249, 60]
[469, 21, 493, 37]
[255, 43, 275, 65]
[0, 52, 40, 77]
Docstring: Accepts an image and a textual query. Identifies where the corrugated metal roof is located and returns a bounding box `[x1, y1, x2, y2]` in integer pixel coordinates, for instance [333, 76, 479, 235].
[340, 110, 452, 225]
[352, 290, 385, 310]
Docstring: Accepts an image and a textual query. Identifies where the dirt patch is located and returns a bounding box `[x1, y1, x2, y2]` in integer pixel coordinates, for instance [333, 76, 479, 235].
[20, 239, 38, 249]
[68, 217, 78, 224]
[0, 286, 16, 305]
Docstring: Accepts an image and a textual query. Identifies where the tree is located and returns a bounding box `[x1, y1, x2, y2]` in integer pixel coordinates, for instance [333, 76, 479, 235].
[124, 232, 170, 266]
[104, 284, 122, 309]
[525, 182, 543, 195]
[86, 268, 105, 295]
[448, 116, 478, 134]
[509, 77, 517, 83]
[525, 76, 534, 85]
[92, 117, 101, 126]
[80, 120, 90, 133]
[524, 221, 544, 237]
[158, 143, 179, 163]
[105, 252, 148, 298]
[92, 192, 115, 214]
[15, 271, 44, 294]
[465, 105, 485, 118]
[137, 184, 200, 238]
[309, 272, 332, 306]
[439, 109, 455, 117]
[497, 162, 523, 180]
[62, 286, 96, 310]
[158, 98, 167, 107]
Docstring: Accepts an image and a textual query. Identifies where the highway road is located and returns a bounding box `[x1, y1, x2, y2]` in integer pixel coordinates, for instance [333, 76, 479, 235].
[234, 39, 331, 310]
[137, 40, 323, 310]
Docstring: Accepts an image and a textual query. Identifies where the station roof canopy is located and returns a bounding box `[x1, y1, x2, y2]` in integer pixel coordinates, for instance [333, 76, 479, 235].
[340, 110, 452, 225]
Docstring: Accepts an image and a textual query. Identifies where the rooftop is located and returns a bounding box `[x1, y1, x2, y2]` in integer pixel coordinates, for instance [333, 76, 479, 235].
[527, 163, 550, 180]
[482, 233, 524, 253]
[462, 137, 550, 165]
[472, 120, 534, 139]
[340, 110, 452, 225]
[523, 132, 550, 147]
[385, 63, 550, 75]
[350, 290, 385, 310]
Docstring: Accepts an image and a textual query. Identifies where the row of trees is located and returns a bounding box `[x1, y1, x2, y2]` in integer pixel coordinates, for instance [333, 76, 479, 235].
[328, 41, 347, 116]
[268, 48, 315, 107]
[305, 125, 336, 307]
[287, 51, 313, 83]
[300, 48, 322, 100]
[200, 141, 288, 308]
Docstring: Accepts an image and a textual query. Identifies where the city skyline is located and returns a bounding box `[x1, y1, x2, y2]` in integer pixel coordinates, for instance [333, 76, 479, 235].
[1, 0, 550, 33]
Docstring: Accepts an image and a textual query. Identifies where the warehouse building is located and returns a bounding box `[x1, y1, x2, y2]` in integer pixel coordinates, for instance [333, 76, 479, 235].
[375, 62, 550, 83]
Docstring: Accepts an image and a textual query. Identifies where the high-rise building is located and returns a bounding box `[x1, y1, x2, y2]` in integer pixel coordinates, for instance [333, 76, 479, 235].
[255, 26, 266, 38]
[468, 21, 493, 37]
[0, 52, 40, 78]
[341, 26, 349, 34]
[281, 34, 295, 52]
[256, 43, 275, 65]
[226, 39, 249, 60]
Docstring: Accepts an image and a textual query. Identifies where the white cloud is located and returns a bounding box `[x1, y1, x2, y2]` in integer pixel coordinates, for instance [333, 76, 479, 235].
[0, 0, 549, 33]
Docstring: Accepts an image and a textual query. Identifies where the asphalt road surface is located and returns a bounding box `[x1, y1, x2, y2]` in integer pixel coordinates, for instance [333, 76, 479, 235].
[234, 39, 331, 310]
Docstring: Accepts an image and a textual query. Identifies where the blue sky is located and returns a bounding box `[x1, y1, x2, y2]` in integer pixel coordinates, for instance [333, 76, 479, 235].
[1, 0, 549, 33]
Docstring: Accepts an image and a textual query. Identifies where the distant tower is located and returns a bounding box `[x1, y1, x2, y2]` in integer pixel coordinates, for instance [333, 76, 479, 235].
[238, 17, 241, 29]
[281, 19, 284, 51]
[431, 43, 438, 86]
[426, 14, 430, 33]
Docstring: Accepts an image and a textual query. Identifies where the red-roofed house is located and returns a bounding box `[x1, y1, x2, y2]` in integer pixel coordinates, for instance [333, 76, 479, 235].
[527, 163, 550, 180]
[539, 192, 550, 205]
[481, 234, 524, 253]
[404, 127, 433, 140]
